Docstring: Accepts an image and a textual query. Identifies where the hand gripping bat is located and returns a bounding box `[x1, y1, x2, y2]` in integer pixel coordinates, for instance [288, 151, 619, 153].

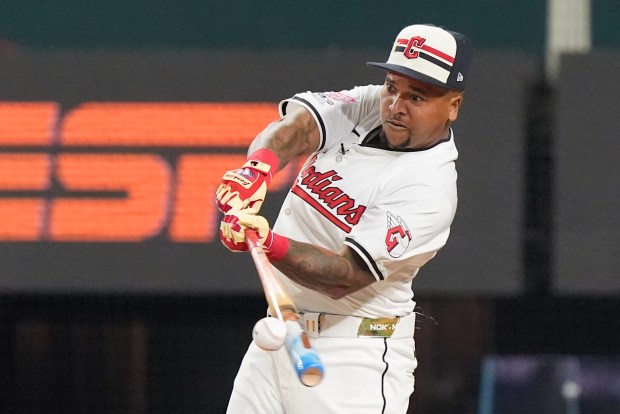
[245, 229, 324, 387]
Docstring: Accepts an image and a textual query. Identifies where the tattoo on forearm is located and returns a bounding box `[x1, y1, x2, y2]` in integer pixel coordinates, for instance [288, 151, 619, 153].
[272, 240, 360, 295]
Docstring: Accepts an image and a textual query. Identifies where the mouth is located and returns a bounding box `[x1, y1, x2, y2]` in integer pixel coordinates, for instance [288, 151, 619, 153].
[386, 119, 407, 130]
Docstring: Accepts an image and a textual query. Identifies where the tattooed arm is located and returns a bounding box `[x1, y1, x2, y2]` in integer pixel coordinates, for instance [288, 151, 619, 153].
[248, 105, 320, 171]
[271, 239, 376, 299]
[233, 106, 374, 298]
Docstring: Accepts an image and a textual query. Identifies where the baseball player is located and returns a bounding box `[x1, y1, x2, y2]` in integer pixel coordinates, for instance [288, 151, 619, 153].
[217, 23, 473, 414]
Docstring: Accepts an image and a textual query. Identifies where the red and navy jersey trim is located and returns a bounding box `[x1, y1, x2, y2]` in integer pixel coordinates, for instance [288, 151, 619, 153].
[283, 96, 327, 151]
[345, 236, 384, 281]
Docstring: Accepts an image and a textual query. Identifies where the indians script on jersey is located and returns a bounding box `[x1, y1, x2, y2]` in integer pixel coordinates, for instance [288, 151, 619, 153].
[291, 157, 366, 233]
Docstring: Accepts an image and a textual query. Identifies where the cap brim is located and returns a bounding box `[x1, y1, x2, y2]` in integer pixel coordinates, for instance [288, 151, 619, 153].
[367, 62, 462, 91]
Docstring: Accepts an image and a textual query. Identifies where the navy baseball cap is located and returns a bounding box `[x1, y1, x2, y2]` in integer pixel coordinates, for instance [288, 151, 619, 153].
[367, 24, 473, 91]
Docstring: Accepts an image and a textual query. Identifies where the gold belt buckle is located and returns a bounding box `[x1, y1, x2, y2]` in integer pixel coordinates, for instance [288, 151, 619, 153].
[357, 317, 400, 337]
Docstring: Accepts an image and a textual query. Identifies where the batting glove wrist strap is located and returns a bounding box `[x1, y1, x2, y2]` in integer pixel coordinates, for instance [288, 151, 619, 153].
[245, 148, 279, 176]
[264, 232, 289, 262]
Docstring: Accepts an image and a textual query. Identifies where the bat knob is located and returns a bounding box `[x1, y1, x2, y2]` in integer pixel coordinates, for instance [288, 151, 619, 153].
[300, 367, 324, 387]
[284, 320, 324, 387]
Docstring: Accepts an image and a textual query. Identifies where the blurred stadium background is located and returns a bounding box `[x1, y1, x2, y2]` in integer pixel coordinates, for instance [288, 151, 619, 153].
[0, 1, 619, 413]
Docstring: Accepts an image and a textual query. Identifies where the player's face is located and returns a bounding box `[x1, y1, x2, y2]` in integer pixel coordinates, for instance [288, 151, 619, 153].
[379, 72, 463, 150]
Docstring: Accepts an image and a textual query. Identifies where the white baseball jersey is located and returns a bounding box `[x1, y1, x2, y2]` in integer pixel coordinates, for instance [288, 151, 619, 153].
[273, 84, 458, 318]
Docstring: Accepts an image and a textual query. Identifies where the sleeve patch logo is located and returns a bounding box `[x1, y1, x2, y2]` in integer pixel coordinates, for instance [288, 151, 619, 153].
[311, 91, 358, 105]
[385, 211, 412, 258]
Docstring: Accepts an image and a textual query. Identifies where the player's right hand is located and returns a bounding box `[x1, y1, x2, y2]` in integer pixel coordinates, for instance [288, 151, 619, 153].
[215, 148, 279, 215]
[220, 210, 271, 251]
[220, 210, 289, 261]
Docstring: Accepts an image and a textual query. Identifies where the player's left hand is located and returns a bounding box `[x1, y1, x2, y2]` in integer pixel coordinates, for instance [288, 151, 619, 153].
[220, 210, 288, 261]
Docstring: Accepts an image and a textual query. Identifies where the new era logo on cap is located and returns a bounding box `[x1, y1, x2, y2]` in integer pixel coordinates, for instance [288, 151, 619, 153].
[368, 24, 473, 90]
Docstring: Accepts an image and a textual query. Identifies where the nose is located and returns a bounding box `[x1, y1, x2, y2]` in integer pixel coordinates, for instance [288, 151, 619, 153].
[389, 95, 406, 115]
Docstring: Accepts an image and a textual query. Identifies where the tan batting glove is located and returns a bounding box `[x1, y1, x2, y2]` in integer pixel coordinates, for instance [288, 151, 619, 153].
[215, 149, 279, 215]
[220, 210, 289, 261]
[220, 211, 271, 251]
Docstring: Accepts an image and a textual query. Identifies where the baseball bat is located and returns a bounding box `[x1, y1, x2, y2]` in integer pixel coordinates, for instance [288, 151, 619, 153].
[245, 229, 324, 387]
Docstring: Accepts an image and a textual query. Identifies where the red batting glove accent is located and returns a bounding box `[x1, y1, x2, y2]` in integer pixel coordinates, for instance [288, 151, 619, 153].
[220, 209, 287, 260]
[247, 148, 279, 179]
[264, 231, 290, 262]
[219, 214, 249, 252]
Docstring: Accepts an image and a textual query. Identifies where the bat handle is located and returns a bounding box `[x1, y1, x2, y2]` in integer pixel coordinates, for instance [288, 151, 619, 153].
[244, 228, 260, 248]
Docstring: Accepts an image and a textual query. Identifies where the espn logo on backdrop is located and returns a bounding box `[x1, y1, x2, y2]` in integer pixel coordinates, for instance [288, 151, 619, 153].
[0, 102, 299, 242]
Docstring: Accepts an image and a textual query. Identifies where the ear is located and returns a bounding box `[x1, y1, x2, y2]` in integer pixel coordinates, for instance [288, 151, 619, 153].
[448, 93, 463, 122]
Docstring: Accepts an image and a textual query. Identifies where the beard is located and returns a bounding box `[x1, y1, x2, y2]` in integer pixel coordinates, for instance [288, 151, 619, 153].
[380, 125, 412, 150]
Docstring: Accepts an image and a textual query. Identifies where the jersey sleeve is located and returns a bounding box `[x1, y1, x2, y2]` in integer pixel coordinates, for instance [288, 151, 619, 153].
[343, 185, 455, 282]
[279, 85, 382, 152]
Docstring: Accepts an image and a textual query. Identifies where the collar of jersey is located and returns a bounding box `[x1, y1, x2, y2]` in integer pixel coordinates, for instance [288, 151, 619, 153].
[360, 126, 453, 152]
